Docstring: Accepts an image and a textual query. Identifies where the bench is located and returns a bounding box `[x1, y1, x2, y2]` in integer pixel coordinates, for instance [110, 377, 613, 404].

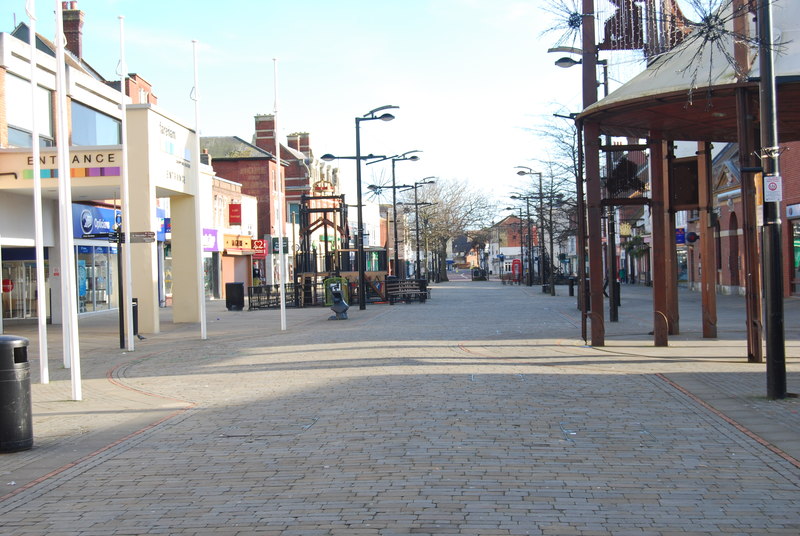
[385, 279, 429, 304]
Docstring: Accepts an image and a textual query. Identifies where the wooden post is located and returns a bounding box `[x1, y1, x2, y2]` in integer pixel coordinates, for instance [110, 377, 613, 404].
[586, 122, 605, 346]
[650, 136, 669, 346]
[736, 88, 764, 362]
[697, 141, 718, 338]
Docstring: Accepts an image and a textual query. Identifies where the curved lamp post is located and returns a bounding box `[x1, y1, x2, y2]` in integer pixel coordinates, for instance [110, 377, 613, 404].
[515, 167, 547, 292]
[398, 176, 435, 279]
[320, 106, 397, 309]
[367, 150, 421, 277]
[503, 205, 526, 285]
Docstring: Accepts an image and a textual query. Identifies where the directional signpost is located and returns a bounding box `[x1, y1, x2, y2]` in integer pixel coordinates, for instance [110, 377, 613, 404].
[130, 231, 156, 243]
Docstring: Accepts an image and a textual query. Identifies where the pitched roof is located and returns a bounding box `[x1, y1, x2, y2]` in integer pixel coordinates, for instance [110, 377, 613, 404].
[10, 22, 106, 82]
[201, 136, 274, 159]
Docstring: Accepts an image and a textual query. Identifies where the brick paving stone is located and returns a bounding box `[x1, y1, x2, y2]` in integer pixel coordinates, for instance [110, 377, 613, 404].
[0, 281, 798, 535]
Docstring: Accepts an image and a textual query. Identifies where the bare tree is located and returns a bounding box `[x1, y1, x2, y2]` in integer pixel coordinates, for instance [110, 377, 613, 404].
[400, 179, 495, 282]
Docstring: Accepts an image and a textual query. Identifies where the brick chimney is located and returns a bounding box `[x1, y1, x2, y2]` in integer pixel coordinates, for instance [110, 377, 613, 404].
[62, 2, 84, 59]
[287, 134, 301, 152]
[297, 133, 311, 156]
[253, 114, 276, 154]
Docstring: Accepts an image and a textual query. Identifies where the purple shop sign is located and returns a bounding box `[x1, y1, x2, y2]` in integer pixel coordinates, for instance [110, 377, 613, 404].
[203, 229, 221, 252]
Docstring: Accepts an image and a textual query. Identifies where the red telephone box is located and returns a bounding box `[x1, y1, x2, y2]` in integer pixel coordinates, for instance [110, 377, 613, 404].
[511, 259, 522, 282]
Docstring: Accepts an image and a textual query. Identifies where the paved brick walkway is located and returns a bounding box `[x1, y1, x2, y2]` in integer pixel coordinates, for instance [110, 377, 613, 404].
[1, 278, 798, 535]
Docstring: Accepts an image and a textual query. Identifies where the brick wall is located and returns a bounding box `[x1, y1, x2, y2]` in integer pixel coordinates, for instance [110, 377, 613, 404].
[212, 158, 274, 240]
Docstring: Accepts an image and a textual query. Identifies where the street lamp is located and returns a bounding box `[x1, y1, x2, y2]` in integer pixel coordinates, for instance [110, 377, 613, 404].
[367, 150, 421, 277]
[556, 55, 618, 321]
[320, 105, 398, 310]
[398, 177, 435, 279]
[516, 167, 547, 292]
[503, 205, 525, 285]
[510, 194, 534, 287]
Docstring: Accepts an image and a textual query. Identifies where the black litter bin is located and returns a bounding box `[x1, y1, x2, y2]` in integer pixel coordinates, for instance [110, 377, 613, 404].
[0, 335, 33, 452]
[132, 298, 139, 335]
[226, 282, 245, 311]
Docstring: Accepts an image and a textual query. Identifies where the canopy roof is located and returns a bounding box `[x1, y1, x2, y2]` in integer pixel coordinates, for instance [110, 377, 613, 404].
[579, 1, 800, 142]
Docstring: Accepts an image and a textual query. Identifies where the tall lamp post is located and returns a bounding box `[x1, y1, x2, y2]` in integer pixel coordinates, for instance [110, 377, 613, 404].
[367, 150, 421, 277]
[510, 195, 534, 286]
[503, 206, 526, 285]
[555, 56, 618, 320]
[320, 105, 397, 309]
[398, 177, 436, 279]
[516, 167, 547, 292]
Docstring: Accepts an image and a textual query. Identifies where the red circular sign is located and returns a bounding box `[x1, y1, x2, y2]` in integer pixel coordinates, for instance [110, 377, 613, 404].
[1, 279, 13, 293]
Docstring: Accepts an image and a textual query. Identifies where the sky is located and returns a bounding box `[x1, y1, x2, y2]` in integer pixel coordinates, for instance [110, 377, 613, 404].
[6, 0, 635, 209]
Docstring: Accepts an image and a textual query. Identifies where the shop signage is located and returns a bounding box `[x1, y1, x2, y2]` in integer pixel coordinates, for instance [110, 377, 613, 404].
[675, 227, 686, 244]
[72, 204, 117, 238]
[253, 239, 267, 259]
[223, 235, 252, 255]
[229, 203, 242, 226]
[203, 229, 220, 252]
[272, 237, 289, 254]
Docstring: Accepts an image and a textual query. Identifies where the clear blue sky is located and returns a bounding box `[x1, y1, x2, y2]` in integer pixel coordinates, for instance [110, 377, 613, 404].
[10, 0, 599, 204]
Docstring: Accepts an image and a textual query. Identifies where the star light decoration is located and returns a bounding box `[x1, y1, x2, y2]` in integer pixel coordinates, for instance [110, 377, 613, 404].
[652, 0, 780, 104]
[542, 0, 781, 104]
[542, 0, 584, 50]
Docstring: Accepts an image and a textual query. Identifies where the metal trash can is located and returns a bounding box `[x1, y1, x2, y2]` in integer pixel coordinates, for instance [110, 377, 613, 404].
[225, 282, 245, 311]
[132, 298, 139, 335]
[0, 335, 33, 452]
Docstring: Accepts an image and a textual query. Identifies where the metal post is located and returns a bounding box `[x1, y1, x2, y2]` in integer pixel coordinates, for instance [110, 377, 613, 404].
[354, 117, 367, 310]
[758, 0, 786, 399]
[414, 185, 421, 279]
[526, 199, 533, 286]
[538, 173, 546, 292]
[391, 159, 400, 277]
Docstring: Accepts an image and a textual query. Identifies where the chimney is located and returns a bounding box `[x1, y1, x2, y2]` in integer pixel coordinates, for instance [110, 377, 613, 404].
[287, 134, 301, 152]
[62, 2, 84, 59]
[253, 114, 276, 154]
[298, 133, 311, 156]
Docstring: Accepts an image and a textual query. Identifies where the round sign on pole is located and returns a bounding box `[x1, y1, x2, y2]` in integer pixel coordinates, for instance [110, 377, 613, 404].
[2, 279, 13, 293]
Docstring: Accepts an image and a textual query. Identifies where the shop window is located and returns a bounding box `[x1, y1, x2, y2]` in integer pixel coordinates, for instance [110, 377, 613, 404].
[5, 73, 55, 147]
[71, 101, 121, 146]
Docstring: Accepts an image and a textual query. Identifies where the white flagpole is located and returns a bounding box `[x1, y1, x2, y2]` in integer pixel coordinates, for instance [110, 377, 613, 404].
[119, 16, 134, 351]
[274, 58, 287, 331]
[192, 40, 208, 340]
[54, 1, 81, 400]
[27, 0, 49, 383]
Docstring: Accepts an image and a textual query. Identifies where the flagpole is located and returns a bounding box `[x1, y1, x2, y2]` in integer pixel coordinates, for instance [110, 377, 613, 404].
[119, 16, 134, 351]
[274, 58, 287, 331]
[54, 1, 81, 400]
[27, 0, 49, 383]
[192, 40, 208, 340]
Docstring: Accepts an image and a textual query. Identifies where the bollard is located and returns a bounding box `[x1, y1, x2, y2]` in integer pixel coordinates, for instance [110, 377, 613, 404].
[0, 335, 33, 452]
[568, 277, 575, 297]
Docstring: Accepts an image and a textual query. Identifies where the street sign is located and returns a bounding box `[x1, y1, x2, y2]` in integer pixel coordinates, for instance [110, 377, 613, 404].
[130, 231, 155, 238]
[129, 235, 156, 243]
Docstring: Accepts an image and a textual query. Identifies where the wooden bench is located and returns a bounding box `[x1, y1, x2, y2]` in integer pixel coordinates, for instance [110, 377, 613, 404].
[385, 279, 429, 304]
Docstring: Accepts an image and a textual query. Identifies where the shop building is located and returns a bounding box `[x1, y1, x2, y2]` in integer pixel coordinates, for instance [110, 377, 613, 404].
[1, 4, 206, 333]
